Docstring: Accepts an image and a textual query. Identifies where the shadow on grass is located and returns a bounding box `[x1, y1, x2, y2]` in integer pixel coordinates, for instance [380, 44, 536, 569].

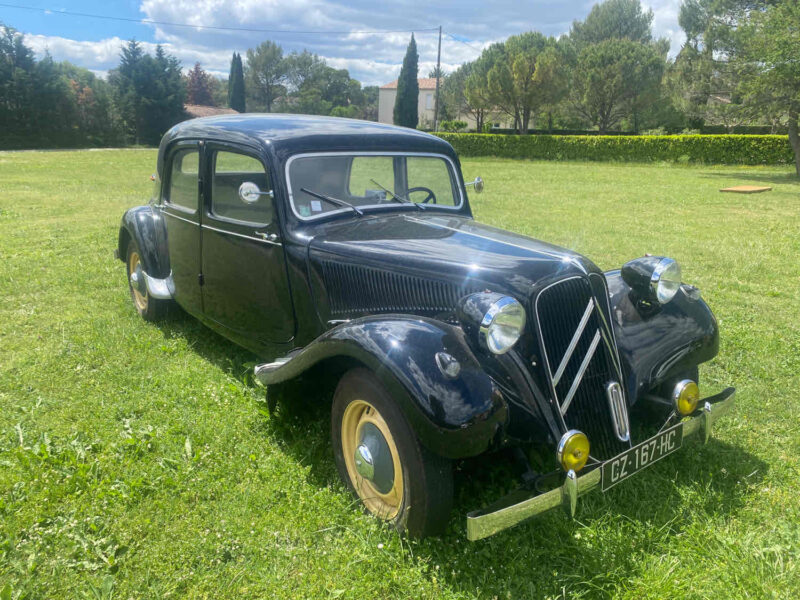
[700, 170, 800, 187]
[154, 309, 340, 489]
[419, 434, 766, 597]
[153, 310, 765, 597]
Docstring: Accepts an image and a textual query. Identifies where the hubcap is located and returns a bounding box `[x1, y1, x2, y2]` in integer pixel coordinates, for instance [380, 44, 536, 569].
[354, 444, 374, 480]
[341, 400, 403, 519]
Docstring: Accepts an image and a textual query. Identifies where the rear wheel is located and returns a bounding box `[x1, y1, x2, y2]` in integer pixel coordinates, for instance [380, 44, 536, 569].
[126, 240, 168, 321]
[331, 368, 453, 537]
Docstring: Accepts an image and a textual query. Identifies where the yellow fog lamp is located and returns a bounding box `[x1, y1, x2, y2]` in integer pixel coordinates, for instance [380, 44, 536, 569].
[673, 379, 700, 416]
[557, 430, 590, 473]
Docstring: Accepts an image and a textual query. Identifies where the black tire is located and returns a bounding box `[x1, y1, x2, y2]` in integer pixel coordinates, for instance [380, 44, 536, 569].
[331, 368, 453, 538]
[125, 240, 169, 322]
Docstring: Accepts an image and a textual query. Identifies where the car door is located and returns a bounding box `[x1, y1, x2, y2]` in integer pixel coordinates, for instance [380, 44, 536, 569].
[161, 142, 203, 316]
[200, 144, 295, 344]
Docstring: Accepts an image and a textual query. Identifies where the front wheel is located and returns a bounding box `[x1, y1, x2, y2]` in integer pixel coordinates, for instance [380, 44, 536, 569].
[331, 368, 453, 537]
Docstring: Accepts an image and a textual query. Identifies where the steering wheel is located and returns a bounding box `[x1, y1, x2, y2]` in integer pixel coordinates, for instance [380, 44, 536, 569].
[407, 186, 437, 204]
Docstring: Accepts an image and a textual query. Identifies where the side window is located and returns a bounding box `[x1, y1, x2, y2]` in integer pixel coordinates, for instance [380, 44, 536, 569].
[211, 151, 272, 225]
[167, 148, 199, 211]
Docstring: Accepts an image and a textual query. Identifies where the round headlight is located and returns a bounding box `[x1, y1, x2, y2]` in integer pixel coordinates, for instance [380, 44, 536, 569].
[673, 379, 699, 416]
[557, 430, 590, 472]
[479, 296, 526, 355]
[650, 258, 681, 304]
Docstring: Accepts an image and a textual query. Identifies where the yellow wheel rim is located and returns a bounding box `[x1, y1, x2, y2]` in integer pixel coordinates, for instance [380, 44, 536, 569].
[341, 400, 404, 520]
[127, 251, 148, 312]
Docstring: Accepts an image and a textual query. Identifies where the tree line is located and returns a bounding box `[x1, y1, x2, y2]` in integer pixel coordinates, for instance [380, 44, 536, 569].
[2, 0, 798, 174]
[438, 0, 799, 155]
[0, 25, 378, 149]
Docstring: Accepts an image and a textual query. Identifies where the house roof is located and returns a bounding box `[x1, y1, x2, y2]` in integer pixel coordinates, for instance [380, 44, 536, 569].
[183, 104, 239, 118]
[380, 77, 440, 90]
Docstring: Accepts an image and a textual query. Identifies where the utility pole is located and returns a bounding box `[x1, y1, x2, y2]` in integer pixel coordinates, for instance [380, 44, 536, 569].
[433, 25, 442, 132]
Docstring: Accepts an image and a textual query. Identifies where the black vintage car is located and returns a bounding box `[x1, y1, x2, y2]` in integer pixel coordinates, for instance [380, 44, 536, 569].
[117, 114, 735, 540]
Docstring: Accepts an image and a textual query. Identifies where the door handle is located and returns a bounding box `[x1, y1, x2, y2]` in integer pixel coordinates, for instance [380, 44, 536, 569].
[255, 231, 279, 243]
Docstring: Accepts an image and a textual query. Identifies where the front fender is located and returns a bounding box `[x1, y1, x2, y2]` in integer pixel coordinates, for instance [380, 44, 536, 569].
[256, 316, 509, 459]
[605, 270, 719, 402]
[118, 205, 170, 279]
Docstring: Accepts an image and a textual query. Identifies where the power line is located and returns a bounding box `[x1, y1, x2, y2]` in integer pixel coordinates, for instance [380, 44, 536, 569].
[445, 32, 486, 53]
[0, 2, 439, 35]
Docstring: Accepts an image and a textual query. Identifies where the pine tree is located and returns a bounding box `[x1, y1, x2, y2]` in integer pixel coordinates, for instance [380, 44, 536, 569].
[228, 52, 245, 112]
[394, 34, 419, 127]
[109, 41, 185, 145]
[186, 62, 214, 106]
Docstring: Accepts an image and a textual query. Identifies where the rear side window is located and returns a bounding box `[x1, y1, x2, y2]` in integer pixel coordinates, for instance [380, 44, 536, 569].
[167, 148, 199, 211]
[211, 151, 272, 225]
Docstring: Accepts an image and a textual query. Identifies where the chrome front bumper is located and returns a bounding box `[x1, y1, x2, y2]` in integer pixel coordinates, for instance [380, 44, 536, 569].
[466, 387, 736, 541]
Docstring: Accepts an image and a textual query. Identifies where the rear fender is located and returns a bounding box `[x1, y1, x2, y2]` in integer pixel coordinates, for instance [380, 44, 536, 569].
[256, 316, 508, 459]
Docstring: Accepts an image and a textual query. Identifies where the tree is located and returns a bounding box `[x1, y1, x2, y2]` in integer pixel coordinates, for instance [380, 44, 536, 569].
[674, 0, 800, 174]
[109, 41, 184, 145]
[569, 38, 664, 132]
[428, 66, 445, 79]
[146, 45, 185, 142]
[0, 23, 37, 137]
[108, 40, 146, 143]
[736, 2, 800, 175]
[570, 0, 654, 47]
[186, 62, 214, 106]
[245, 41, 287, 112]
[483, 32, 562, 133]
[360, 85, 379, 121]
[227, 52, 245, 112]
[464, 46, 501, 132]
[394, 34, 419, 127]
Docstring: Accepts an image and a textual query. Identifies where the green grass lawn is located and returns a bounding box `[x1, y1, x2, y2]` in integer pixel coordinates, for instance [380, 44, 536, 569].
[1, 149, 799, 599]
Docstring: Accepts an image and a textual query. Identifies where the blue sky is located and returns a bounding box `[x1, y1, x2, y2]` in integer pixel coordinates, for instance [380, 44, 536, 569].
[3, 0, 686, 86]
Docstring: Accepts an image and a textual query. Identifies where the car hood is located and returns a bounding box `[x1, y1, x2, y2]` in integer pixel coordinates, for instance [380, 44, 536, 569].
[307, 213, 602, 302]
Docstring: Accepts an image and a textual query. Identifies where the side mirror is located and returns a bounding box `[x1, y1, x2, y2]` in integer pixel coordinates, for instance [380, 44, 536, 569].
[238, 181, 274, 204]
[466, 176, 484, 194]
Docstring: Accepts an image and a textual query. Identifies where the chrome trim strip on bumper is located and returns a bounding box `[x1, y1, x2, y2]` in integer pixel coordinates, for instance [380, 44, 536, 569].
[465, 387, 736, 541]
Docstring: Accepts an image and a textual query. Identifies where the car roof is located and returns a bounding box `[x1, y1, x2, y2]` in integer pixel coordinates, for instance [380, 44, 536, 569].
[158, 113, 457, 174]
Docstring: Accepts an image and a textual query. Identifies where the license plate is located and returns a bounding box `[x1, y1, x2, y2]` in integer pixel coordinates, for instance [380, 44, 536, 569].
[601, 423, 683, 492]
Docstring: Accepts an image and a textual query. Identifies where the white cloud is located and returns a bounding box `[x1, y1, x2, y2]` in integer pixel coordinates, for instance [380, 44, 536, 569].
[21, 0, 687, 86]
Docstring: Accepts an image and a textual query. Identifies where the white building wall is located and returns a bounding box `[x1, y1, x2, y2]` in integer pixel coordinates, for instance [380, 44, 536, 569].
[378, 89, 396, 124]
[378, 87, 437, 128]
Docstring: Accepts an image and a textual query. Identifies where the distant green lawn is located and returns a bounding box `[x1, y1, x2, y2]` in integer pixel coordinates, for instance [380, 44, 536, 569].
[1, 149, 798, 599]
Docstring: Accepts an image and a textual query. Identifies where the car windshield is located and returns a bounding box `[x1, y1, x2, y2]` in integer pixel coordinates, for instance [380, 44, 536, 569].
[287, 154, 460, 219]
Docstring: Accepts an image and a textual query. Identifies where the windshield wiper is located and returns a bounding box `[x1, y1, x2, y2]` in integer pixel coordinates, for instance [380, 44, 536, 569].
[300, 187, 363, 216]
[369, 179, 425, 210]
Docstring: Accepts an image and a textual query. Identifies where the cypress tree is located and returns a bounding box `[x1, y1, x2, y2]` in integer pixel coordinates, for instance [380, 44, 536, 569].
[393, 34, 418, 127]
[227, 52, 246, 112]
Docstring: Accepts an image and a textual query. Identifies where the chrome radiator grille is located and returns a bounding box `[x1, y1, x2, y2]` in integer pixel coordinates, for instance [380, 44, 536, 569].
[534, 276, 630, 460]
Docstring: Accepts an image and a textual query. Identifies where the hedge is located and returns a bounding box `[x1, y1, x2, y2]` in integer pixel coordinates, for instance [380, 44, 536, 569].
[435, 133, 794, 165]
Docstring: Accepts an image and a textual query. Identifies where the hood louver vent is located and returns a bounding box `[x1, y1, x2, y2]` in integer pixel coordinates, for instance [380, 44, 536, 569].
[322, 261, 480, 317]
